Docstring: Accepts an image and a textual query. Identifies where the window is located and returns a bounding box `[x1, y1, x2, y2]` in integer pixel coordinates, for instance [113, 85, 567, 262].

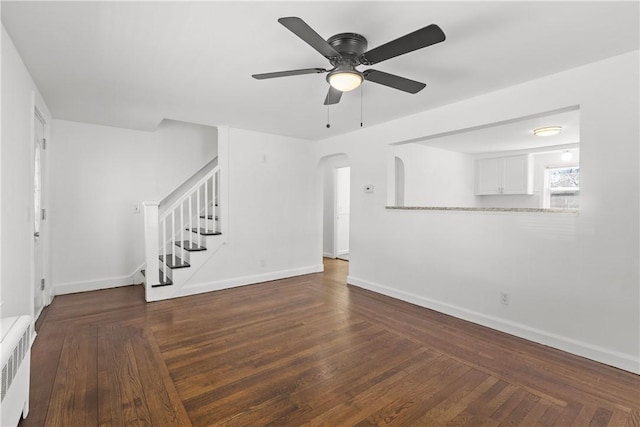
[545, 166, 579, 209]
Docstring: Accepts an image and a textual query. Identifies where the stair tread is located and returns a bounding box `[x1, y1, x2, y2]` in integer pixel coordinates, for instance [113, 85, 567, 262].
[159, 254, 190, 269]
[175, 240, 206, 251]
[142, 269, 173, 287]
[199, 215, 218, 220]
[187, 228, 221, 236]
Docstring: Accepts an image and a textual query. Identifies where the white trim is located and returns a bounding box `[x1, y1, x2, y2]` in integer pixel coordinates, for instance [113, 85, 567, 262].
[334, 166, 351, 257]
[347, 275, 640, 374]
[53, 274, 135, 296]
[332, 167, 338, 258]
[217, 126, 230, 242]
[175, 264, 325, 299]
[30, 93, 51, 326]
[323, 252, 336, 258]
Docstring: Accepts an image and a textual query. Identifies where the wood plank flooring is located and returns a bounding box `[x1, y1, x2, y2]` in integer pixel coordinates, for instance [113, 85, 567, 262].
[20, 259, 639, 426]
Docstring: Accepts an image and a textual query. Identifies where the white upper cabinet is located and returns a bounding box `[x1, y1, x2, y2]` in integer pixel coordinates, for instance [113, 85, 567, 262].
[476, 157, 502, 195]
[476, 154, 533, 195]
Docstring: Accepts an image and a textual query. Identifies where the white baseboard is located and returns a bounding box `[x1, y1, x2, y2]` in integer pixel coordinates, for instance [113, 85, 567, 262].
[347, 275, 640, 374]
[177, 264, 325, 299]
[323, 252, 335, 258]
[53, 274, 134, 296]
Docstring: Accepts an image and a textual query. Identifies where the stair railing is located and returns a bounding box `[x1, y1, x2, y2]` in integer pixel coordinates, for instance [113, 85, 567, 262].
[143, 165, 219, 293]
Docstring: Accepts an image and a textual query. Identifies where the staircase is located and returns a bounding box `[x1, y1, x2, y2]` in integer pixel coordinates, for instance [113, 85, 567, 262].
[141, 159, 225, 302]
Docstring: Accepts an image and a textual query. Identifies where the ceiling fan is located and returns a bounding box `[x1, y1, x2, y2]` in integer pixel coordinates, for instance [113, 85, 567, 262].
[252, 17, 446, 105]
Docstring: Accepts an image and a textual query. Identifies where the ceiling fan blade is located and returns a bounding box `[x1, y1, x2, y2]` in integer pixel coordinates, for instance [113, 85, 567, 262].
[359, 24, 445, 65]
[278, 17, 342, 60]
[252, 68, 328, 80]
[324, 86, 343, 105]
[363, 70, 426, 94]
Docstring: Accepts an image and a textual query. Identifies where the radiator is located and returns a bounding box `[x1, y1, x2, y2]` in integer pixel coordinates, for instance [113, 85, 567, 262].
[0, 316, 32, 427]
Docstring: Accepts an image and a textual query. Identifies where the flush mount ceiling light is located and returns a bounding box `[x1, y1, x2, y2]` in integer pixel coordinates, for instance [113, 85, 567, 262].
[561, 150, 574, 161]
[533, 126, 563, 137]
[327, 68, 363, 92]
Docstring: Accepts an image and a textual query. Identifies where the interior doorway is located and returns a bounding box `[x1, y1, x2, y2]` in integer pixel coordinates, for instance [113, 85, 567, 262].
[33, 108, 46, 319]
[319, 154, 350, 263]
[335, 167, 350, 261]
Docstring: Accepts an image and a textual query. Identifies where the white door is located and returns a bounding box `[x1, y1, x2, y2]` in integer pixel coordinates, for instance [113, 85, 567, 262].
[335, 167, 350, 258]
[33, 110, 46, 318]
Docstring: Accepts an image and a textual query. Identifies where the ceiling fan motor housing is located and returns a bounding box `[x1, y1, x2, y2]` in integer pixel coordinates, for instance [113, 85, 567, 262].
[327, 33, 368, 66]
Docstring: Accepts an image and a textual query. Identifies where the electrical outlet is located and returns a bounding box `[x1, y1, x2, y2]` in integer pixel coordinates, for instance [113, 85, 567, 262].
[500, 292, 510, 306]
[133, 204, 141, 214]
[260, 259, 266, 268]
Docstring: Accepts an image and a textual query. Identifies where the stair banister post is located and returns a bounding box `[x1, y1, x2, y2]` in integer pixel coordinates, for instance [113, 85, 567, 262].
[213, 171, 219, 232]
[204, 179, 209, 231]
[180, 202, 185, 260]
[142, 201, 160, 300]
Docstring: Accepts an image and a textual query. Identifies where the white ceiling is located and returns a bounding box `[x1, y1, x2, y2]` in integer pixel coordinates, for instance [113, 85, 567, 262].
[2, 1, 638, 140]
[417, 107, 580, 154]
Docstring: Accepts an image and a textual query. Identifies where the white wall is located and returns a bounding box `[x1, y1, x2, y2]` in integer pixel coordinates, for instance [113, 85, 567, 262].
[182, 127, 322, 292]
[1, 25, 52, 318]
[321, 154, 349, 257]
[50, 119, 217, 295]
[314, 51, 640, 373]
[394, 144, 476, 207]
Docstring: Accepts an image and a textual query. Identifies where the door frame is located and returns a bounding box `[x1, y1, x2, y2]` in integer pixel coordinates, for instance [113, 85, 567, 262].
[31, 96, 52, 322]
[318, 153, 350, 260]
[334, 166, 350, 258]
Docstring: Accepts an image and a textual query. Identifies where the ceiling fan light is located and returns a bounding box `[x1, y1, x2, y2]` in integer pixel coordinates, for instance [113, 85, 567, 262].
[533, 126, 563, 137]
[328, 71, 363, 92]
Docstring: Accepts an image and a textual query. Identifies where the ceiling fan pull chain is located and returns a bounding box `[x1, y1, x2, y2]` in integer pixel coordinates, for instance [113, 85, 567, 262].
[326, 105, 331, 128]
[360, 84, 364, 127]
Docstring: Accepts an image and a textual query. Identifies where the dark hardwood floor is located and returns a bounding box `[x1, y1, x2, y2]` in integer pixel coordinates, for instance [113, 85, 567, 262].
[20, 259, 639, 426]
